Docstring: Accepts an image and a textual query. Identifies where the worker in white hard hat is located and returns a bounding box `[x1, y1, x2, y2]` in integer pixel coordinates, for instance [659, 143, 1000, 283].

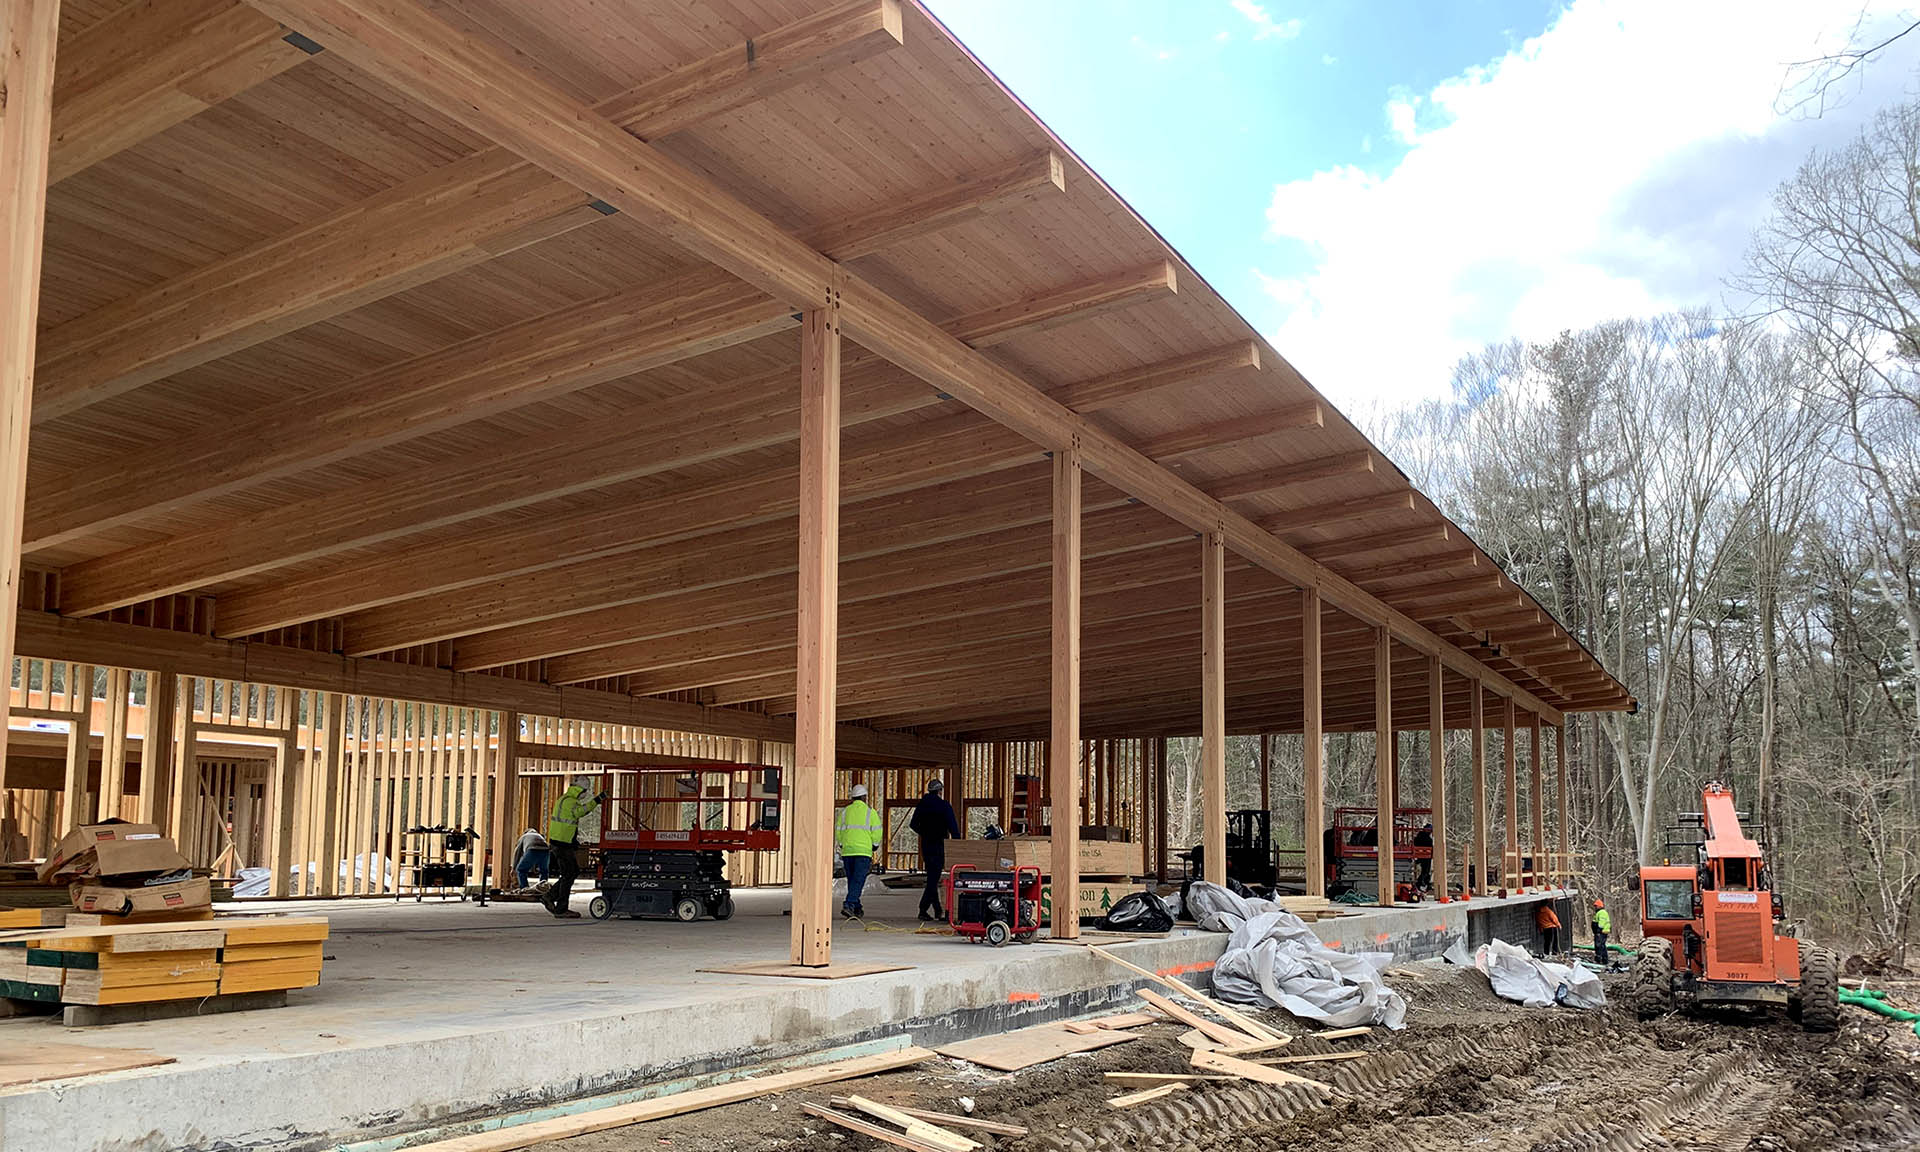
[834, 782, 882, 919]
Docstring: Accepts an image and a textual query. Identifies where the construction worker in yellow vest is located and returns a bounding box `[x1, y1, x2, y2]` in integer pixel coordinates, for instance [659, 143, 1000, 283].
[542, 779, 605, 919]
[834, 783, 882, 919]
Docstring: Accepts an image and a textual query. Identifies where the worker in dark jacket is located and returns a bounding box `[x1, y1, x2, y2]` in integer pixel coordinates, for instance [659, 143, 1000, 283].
[910, 779, 962, 921]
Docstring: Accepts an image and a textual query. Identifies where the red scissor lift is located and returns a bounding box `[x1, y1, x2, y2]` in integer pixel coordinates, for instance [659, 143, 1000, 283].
[588, 764, 781, 922]
[1328, 806, 1433, 902]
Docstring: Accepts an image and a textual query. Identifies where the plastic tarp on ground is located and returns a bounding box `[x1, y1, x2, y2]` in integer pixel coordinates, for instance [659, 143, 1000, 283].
[1468, 938, 1607, 1009]
[1186, 881, 1409, 1030]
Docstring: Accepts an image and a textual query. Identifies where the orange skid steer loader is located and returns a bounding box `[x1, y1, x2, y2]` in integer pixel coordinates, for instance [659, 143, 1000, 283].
[1631, 781, 1838, 1030]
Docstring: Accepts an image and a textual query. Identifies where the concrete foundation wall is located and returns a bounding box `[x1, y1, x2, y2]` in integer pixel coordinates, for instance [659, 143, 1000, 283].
[0, 890, 1571, 1152]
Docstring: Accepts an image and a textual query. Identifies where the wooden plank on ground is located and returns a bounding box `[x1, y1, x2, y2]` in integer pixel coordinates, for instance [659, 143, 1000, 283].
[1314, 1026, 1372, 1040]
[1137, 988, 1258, 1048]
[397, 1047, 933, 1152]
[827, 1100, 1026, 1137]
[1191, 1049, 1338, 1095]
[1252, 1051, 1369, 1067]
[1087, 946, 1284, 1043]
[801, 1103, 948, 1152]
[0, 1041, 174, 1087]
[843, 1096, 978, 1152]
[1064, 1010, 1161, 1034]
[1108, 1082, 1186, 1109]
[1103, 1071, 1230, 1082]
[935, 1023, 1136, 1072]
[696, 962, 911, 980]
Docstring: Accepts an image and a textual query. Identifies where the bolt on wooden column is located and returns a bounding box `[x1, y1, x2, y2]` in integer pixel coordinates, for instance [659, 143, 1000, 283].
[1200, 531, 1227, 885]
[1427, 654, 1448, 901]
[1049, 447, 1082, 938]
[0, 0, 57, 783]
[1301, 586, 1325, 897]
[1374, 628, 1394, 906]
[791, 301, 841, 967]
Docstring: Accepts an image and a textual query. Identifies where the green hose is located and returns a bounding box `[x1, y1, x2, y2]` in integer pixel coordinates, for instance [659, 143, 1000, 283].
[1839, 987, 1920, 1035]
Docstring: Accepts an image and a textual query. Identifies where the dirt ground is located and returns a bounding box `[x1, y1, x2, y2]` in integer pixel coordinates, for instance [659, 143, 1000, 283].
[540, 961, 1920, 1152]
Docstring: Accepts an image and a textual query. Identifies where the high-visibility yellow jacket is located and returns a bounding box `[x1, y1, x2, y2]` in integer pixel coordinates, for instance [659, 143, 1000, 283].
[547, 786, 601, 845]
[1593, 907, 1612, 934]
[834, 799, 881, 858]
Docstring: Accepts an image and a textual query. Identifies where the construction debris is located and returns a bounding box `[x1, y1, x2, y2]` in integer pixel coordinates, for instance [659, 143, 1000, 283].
[1088, 944, 1287, 1042]
[1107, 1081, 1186, 1109]
[1187, 882, 1408, 1028]
[839, 1096, 979, 1151]
[1472, 939, 1606, 1009]
[827, 1099, 1027, 1137]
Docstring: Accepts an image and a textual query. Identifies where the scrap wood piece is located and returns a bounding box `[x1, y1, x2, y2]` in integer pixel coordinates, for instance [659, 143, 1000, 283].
[1064, 1009, 1162, 1034]
[1138, 988, 1261, 1048]
[802, 1103, 951, 1152]
[0, 1041, 174, 1087]
[1108, 1082, 1187, 1109]
[1191, 1049, 1339, 1096]
[1103, 1071, 1231, 1082]
[1216, 1037, 1293, 1057]
[1314, 1026, 1371, 1040]
[935, 1022, 1136, 1072]
[843, 1096, 979, 1152]
[1088, 945, 1285, 1043]
[1252, 1051, 1369, 1067]
[395, 1047, 933, 1152]
[829, 1099, 1027, 1137]
[697, 961, 912, 980]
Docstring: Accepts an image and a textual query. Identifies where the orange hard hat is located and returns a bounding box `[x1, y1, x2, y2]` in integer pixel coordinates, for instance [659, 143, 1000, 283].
[1593, 898, 1604, 907]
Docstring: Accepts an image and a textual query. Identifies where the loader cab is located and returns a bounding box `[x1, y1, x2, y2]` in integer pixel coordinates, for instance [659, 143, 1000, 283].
[1639, 865, 1699, 970]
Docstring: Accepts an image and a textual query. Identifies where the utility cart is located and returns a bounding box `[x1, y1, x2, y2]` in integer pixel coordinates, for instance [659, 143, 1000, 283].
[588, 764, 780, 922]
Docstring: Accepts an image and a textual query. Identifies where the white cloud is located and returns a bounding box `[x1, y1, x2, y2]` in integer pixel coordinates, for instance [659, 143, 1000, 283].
[1230, 0, 1302, 41]
[1257, 0, 1920, 413]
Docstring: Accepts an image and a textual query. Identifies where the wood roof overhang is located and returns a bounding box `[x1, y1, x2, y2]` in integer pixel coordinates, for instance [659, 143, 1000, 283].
[21, 0, 1632, 745]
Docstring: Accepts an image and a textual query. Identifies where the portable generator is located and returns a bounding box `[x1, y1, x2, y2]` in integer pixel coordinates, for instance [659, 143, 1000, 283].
[946, 864, 1043, 946]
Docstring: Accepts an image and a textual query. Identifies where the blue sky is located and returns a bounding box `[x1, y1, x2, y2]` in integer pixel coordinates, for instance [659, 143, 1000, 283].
[923, 0, 1920, 415]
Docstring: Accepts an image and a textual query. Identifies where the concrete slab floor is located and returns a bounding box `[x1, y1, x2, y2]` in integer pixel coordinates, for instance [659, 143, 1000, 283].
[0, 882, 1570, 1152]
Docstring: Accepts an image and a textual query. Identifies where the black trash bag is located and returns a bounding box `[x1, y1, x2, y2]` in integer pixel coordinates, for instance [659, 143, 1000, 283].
[1099, 891, 1174, 934]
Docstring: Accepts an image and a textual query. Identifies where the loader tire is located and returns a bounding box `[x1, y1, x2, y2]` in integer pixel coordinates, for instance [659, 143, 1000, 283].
[1631, 937, 1675, 1018]
[1800, 943, 1840, 1033]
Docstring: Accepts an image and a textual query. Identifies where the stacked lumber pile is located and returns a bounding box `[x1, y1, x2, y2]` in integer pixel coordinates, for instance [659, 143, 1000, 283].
[217, 918, 328, 995]
[1278, 895, 1353, 922]
[0, 917, 328, 1009]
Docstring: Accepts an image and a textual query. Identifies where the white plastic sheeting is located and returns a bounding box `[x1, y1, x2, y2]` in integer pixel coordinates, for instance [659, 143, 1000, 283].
[1471, 938, 1607, 1010]
[1187, 881, 1409, 1030]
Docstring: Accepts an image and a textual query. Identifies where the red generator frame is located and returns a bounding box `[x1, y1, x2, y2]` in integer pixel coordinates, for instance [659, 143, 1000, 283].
[945, 864, 1043, 946]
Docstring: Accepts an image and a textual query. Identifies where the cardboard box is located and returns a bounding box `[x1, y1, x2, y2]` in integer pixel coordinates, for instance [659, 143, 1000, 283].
[69, 877, 212, 918]
[37, 822, 164, 882]
[84, 838, 193, 881]
[945, 836, 1140, 877]
[1039, 879, 1149, 923]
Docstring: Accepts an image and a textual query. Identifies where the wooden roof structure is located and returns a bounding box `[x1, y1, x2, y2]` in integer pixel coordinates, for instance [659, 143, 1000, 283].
[8, 0, 1630, 767]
